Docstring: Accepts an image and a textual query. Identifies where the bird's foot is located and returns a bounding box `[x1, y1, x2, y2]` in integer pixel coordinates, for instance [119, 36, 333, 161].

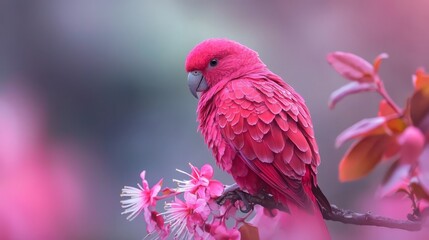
[216, 187, 254, 213]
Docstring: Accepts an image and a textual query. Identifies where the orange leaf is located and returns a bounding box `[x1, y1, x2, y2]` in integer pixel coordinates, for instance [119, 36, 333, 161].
[385, 118, 407, 133]
[339, 135, 391, 182]
[161, 187, 176, 196]
[378, 100, 397, 117]
[413, 68, 429, 90]
[373, 53, 389, 73]
[239, 223, 260, 240]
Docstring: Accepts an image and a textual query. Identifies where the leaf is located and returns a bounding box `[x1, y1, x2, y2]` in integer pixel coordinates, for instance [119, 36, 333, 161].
[382, 137, 400, 159]
[373, 53, 389, 73]
[385, 118, 407, 133]
[409, 86, 429, 126]
[336, 116, 386, 147]
[413, 68, 429, 90]
[239, 223, 260, 240]
[379, 160, 410, 197]
[378, 99, 397, 117]
[329, 82, 377, 109]
[410, 181, 429, 201]
[161, 187, 176, 196]
[327, 52, 375, 82]
[339, 135, 390, 182]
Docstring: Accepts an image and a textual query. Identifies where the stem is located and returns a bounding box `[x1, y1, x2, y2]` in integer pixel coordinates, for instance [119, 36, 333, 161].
[375, 76, 402, 114]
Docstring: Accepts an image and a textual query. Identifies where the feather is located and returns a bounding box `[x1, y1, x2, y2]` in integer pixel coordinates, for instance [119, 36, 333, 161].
[264, 124, 285, 153]
[288, 128, 310, 152]
[259, 110, 275, 124]
[251, 140, 274, 163]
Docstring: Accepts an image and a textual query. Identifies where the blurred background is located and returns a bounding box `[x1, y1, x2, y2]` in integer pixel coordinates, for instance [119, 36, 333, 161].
[1, 0, 429, 239]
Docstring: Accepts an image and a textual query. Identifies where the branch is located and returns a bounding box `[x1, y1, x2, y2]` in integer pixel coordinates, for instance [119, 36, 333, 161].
[322, 204, 422, 231]
[217, 189, 427, 232]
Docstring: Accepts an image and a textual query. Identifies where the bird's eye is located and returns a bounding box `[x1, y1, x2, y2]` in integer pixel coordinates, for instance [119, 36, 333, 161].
[209, 59, 218, 67]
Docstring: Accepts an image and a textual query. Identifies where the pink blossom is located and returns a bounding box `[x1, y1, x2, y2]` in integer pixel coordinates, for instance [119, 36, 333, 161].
[175, 164, 224, 199]
[161, 192, 210, 239]
[120, 171, 163, 221]
[144, 210, 170, 240]
[210, 222, 241, 240]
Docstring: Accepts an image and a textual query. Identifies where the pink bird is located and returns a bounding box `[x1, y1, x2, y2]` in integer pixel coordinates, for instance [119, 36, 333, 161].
[186, 39, 331, 239]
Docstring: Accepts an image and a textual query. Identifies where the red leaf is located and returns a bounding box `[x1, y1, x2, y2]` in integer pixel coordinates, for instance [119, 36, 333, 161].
[327, 52, 375, 82]
[382, 137, 400, 159]
[336, 116, 386, 147]
[410, 85, 429, 126]
[373, 53, 389, 73]
[239, 223, 260, 240]
[339, 135, 390, 182]
[378, 99, 397, 117]
[329, 82, 377, 109]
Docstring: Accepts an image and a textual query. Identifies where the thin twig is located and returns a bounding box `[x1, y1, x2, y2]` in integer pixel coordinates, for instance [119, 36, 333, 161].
[217, 190, 426, 232]
[322, 204, 422, 231]
[375, 76, 402, 114]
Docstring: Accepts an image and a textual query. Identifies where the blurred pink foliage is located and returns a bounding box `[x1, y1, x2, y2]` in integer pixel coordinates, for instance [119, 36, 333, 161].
[0, 83, 93, 240]
[328, 52, 429, 215]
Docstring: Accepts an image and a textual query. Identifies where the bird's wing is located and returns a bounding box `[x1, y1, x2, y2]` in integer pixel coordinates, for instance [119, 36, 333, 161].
[216, 78, 319, 207]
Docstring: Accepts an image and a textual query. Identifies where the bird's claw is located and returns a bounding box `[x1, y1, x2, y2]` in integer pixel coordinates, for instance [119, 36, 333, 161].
[236, 190, 254, 213]
[216, 188, 254, 213]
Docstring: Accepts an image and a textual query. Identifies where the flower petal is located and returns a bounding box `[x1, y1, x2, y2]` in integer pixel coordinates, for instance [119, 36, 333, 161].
[200, 164, 214, 178]
[140, 170, 149, 189]
[208, 180, 224, 198]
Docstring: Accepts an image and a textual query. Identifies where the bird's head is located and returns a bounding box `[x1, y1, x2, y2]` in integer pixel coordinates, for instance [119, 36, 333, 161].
[185, 38, 265, 98]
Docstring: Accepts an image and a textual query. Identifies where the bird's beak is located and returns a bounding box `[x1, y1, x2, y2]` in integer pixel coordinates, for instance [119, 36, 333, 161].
[187, 71, 208, 99]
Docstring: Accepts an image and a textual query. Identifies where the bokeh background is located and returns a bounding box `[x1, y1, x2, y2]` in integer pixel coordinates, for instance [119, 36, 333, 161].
[1, 1, 429, 239]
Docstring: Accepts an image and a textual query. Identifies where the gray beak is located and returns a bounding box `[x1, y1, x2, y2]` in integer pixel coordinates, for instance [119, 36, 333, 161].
[187, 71, 208, 99]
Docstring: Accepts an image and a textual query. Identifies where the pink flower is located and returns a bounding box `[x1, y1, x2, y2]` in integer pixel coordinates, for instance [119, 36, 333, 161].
[161, 192, 210, 239]
[210, 222, 241, 240]
[120, 171, 162, 221]
[175, 164, 224, 199]
[144, 210, 170, 240]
